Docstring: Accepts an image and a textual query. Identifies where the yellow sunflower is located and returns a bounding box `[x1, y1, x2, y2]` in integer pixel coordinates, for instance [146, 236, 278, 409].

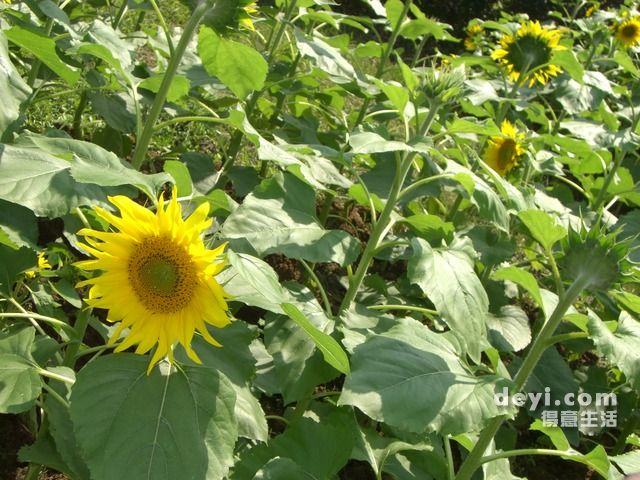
[464, 24, 484, 51]
[76, 188, 231, 373]
[240, 2, 258, 31]
[491, 21, 564, 87]
[615, 17, 640, 47]
[484, 120, 525, 176]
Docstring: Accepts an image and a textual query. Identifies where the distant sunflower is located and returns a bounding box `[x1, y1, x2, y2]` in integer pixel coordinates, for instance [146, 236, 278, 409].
[76, 188, 231, 373]
[484, 120, 525, 176]
[464, 24, 484, 50]
[615, 17, 640, 47]
[492, 21, 564, 87]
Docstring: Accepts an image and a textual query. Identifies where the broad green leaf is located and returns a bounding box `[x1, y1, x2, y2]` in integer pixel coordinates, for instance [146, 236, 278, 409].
[447, 118, 501, 136]
[222, 173, 360, 266]
[232, 407, 356, 479]
[551, 50, 584, 82]
[588, 311, 640, 390]
[385, 0, 404, 29]
[0, 353, 41, 413]
[198, 26, 267, 99]
[0, 31, 31, 140]
[615, 210, 640, 263]
[294, 29, 358, 84]
[14, 133, 170, 200]
[19, 434, 71, 477]
[0, 245, 36, 296]
[70, 354, 238, 480]
[0, 199, 37, 249]
[402, 214, 453, 245]
[339, 318, 512, 434]
[408, 238, 488, 362]
[486, 305, 531, 352]
[611, 290, 640, 318]
[281, 303, 350, 374]
[611, 450, 640, 475]
[139, 74, 191, 102]
[492, 266, 545, 315]
[222, 251, 288, 313]
[253, 458, 308, 479]
[0, 144, 114, 216]
[164, 160, 193, 196]
[0, 326, 36, 358]
[264, 286, 339, 402]
[187, 322, 268, 442]
[445, 161, 509, 233]
[613, 50, 640, 78]
[530, 419, 570, 450]
[350, 132, 430, 154]
[518, 210, 567, 251]
[4, 26, 79, 85]
[374, 79, 409, 115]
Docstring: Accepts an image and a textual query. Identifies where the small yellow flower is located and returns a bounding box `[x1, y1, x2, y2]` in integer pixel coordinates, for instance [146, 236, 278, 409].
[240, 2, 258, 31]
[585, 3, 599, 17]
[615, 17, 640, 47]
[484, 120, 525, 176]
[25, 252, 51, 278]
[75, 187, 231, 373]
[492, 20, 564, 87]
[464, 24, 483, 51]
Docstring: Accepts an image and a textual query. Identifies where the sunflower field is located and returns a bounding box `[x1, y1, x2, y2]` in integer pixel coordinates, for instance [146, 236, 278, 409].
[1, 0, 640, 479]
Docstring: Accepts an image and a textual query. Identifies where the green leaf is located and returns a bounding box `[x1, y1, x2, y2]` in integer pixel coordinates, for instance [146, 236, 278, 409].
[70, 354, 238, 480]
[281, 303, 350, 374]
[613, 50, 640, 78]
[4, 26, 79, 85]
[339, 318, 512, 434]
[374, 79, 409, 115]
[0, 144, 114, 216]
[164, 160, 193, 196]
[19, 433, 72, 477]
[186, 322, 268, 442]
[139, 74, 191, 102]
[0, 31, 31, 140]
[492, 266, 545, 315]
[0, 353, 41, 413]
[222, 173, 360, 266]
[446, 118, 501, 136]
[530, 419, 570, 450]
[588, 311, 640, 391]
[408, 238, 488, 362]
[0, 245, 36, 296]
[294, 29, 358, 84]
[198, 26, 267, 99]
[350, 132, 430, 154]
[0, 199, 38, 249]
[14, 133, 171, 200]
[385, 0, 404, 29]
[518, 210, 567, 251]
[232, 407, 356, 479]
[223, 251, 288, 312]
[402, 214, 454, 245]
[253, 458, 308, 479]
[551, 50, 584, 83]
[486, 305, 531, 352]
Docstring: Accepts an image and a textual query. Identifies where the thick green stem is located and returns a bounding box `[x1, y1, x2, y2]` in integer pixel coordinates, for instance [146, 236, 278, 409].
[454, 276, 589, 480]
[219, 0, 298, 177]
[353, 0, 412, 128]
[130, 1, 210, 170]
[62, 309, 92, 368]
[72, 90, 88, 139]
[339, 104, 439, 313]
[592, 151, 626, 212]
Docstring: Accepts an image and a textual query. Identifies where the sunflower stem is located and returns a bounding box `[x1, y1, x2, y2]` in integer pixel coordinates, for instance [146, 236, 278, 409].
[592, 150, 626, 212]
[300, 259, 333, 318]
[131, 1, 211, 170]
[352, 0, 412, 129]
[62, 309, 92, 369]
[454, 276, 589, 480]
[339, 102, 439, 314]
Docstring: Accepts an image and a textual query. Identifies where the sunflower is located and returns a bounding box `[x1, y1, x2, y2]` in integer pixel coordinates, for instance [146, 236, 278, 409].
[464, 24, 484, 51]
[491, 21, 564, 87]
[615, 17, 640, 47]
[484, 120, 525, 176]
[76, 188, 231, 373]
